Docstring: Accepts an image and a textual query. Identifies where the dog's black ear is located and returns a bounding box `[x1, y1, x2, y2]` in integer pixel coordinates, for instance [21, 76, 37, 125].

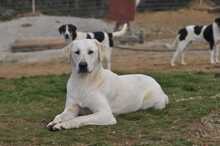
[58, 25, 66, 34]
[215, 17, 220, 25]
[68, 24, 77, 33]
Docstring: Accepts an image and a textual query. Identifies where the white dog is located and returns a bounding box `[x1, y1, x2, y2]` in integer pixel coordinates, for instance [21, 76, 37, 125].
[167, 18, 220, 66]
[58, 24, 127, 70]
[47, 39, 168, 131]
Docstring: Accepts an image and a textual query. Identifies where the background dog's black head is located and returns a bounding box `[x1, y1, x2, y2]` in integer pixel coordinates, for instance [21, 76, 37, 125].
[58, 24, 77, 40]
[215, 17, 220, 27]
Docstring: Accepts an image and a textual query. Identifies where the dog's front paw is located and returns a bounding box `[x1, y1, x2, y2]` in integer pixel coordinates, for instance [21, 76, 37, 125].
[170, 62, 176, 67]
[51, 123, 67, 131]
[181, 62, 187, 66]
[47, 115, 62, 130]
[210, 59, 215, 64]
[53, 120, 81, 131]
[52, 121, 79, 131]
[47, 121, 58, 131]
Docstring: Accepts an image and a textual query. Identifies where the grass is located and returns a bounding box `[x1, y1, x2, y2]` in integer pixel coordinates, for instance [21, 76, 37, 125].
[0, 72, 220, 146]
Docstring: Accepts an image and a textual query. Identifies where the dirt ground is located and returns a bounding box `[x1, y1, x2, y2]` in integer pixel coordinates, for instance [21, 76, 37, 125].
[135, 8, 216, 40]
[0, 9, 220, 78]
[1, 47, 220, 78]
[187, 110, 220, 145]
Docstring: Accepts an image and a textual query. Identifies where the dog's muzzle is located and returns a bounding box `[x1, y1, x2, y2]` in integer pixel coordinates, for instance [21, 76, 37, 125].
[65, 34, 70, 39]
[78, 62, 88, 73]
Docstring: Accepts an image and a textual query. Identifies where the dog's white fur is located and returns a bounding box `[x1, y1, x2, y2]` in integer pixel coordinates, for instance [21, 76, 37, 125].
[63, 38, 111, 68]
[47, 39, 168, 130]
[167, 21, 220, 66]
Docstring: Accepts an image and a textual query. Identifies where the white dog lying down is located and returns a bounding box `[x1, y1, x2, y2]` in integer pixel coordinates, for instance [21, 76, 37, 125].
[47, 39, 169, 131]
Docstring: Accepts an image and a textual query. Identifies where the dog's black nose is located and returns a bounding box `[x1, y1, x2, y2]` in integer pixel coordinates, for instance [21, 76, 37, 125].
[65, 34, 69, 39]
[79, 62, 88, 73]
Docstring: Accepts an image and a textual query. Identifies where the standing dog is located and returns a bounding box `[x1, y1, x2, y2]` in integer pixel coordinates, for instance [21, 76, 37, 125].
[47, 39, 168, 131]
[58, 24, 127, 69]
[167, 18, 220, 66]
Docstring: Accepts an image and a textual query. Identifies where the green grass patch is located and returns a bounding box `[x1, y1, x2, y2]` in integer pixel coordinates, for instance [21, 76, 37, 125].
[0, 72, 220, 145]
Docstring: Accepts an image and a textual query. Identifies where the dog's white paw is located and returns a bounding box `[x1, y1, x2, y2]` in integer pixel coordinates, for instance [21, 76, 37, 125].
[210, 61, 215, 65]
[47, 121, 56, 128]
[51, 121, 80, 131]
[47, 115, 63, 130]
[210, 58, 216, 64]
[181, 62, 187, 66]
[51, 123, 67, 131]
[170, 63, 176, 67]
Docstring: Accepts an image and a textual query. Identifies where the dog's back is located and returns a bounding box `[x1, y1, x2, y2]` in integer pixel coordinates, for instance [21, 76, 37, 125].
[178, 25, 207, 42]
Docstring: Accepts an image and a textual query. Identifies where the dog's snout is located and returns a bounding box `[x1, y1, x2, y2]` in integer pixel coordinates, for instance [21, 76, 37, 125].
[65, 34, 69, 39]
[78, 62, 88, 73]
[79, 62, 88, 68]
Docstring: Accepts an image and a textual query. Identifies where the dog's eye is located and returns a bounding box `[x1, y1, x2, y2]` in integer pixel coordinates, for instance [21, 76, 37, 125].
[88, 50, 94, 55]
[75, 50, 80, 55]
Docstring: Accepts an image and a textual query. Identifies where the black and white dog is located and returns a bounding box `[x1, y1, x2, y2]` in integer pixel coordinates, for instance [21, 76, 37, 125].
[167, 18, 220, 66]
[58, 24, 127, 70]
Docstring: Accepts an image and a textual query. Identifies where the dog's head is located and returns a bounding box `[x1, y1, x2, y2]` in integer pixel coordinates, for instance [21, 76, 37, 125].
[215, 17, 220, 27]
[58, 24, 77, 40]
[64, 39, 104, 74]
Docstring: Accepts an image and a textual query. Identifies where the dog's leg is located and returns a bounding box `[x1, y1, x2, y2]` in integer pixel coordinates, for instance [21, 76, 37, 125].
[171, 49, 180, 67]
[51, 96, 116, 130]
[47, 104, 79, 130]
[181, 41, 191, 65]
[171, 41, 187, 66]
[208, 42, 215, 64]
[47, 80, 80, 130]
[210, 50, 215, 64]
[181, 52, 187, 65]
[107, 52, 112, 70]
[52, 111, 116, 130]
[215, 45, 219, 63]
[106, 48, 112, 70]
[105, 52, 111, 70]
[107, 60, 111, 70]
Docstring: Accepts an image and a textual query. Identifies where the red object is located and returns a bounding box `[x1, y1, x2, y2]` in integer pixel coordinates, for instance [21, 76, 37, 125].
[108, 0, 135, 23]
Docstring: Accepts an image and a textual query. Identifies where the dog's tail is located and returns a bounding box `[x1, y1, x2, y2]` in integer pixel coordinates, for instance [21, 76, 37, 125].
[164, 35, 179, 50]
[112, 23, 128, 37]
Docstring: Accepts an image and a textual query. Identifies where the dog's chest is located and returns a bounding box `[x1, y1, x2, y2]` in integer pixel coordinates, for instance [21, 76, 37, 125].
[71, 84, 99, 108]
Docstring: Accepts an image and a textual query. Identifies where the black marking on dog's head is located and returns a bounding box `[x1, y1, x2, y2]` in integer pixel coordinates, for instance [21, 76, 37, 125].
[71, 31, 77, 40]
[66, 24, 77, 40]
[86, 34, 92, 39]
[203, 24, 215, 50]
[215, 17, 220, 27]
[194, 25, 203, 35]
[108, 33, 114, 47]
[58, 25, 66, 34]
[93, 32, 105, 43]
[68, 24, 77, 33]
[178, 28, 188, 41]
[58, 24, 77, 40]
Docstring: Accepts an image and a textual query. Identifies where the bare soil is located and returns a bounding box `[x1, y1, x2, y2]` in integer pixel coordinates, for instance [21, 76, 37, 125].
[187, 110, 220, 146]
[135, 9, 216, 40]
[1, 47, 220, 78]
